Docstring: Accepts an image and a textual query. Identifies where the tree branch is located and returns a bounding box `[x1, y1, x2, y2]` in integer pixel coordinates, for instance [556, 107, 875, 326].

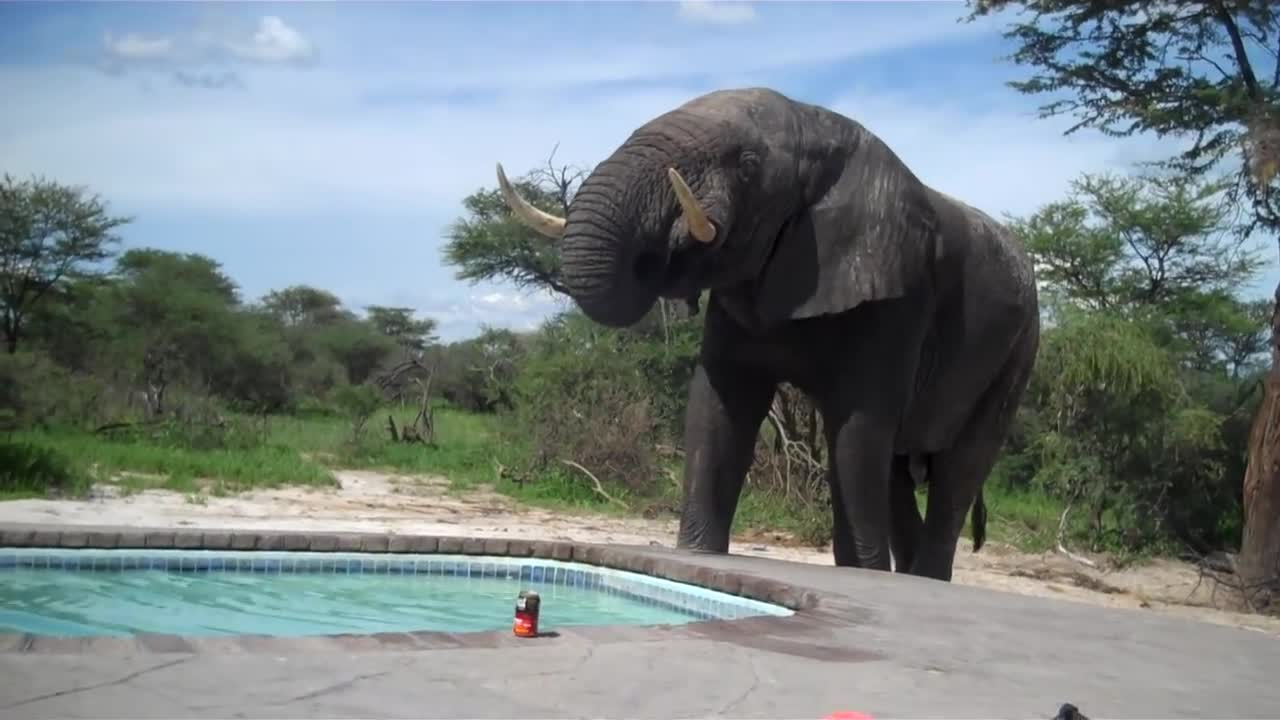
[560, 459, 629, 509]
[1210, 0, 1264, 102]
[1056, 492, 1098, 569]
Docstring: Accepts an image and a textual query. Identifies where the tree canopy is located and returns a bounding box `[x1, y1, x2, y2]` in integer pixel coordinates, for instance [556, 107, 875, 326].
[968, 0, 1280, 232]
[0, 174, 131, 354]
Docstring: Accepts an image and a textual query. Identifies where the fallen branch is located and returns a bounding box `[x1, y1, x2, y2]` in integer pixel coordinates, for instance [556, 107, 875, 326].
[1184, 551, 1278, 614]
[560, 459, 629, 510]
[1055, 496, 1098, 569]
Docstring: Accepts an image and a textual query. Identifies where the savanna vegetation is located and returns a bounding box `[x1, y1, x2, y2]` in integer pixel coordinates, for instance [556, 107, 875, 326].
[1, 1, 1277, 612]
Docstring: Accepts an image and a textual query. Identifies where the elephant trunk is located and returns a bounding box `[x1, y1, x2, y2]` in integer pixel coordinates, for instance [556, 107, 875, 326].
[559, 175, 662, 328]
[497, 113, 723, 328]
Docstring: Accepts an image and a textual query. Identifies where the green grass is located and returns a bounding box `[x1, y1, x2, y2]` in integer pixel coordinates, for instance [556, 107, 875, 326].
[1, 403, 1076, 557]
[5, 428, 335, 496]
[0, 440, 92, 500]
[978, 484, 1065, 552]
[266, 406, 526, 488]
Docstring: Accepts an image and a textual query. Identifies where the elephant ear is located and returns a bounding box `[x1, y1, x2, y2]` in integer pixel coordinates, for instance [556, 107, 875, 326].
[751, 137, 940, 327]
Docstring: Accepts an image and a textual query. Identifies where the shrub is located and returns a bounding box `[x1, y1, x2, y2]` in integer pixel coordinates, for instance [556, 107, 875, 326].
[0, 350, 108, 429]
[512, 311, 675, 494]
[0, 441, 90, 497]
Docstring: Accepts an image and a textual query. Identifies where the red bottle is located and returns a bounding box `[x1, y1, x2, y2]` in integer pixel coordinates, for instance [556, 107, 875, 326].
[513, 590, 540, 638]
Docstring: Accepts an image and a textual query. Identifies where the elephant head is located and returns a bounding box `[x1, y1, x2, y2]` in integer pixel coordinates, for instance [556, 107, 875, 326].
[497, 87, 937, 332]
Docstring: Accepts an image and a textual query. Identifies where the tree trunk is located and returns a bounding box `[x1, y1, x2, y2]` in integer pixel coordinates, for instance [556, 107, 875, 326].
[1238, 282, 1280, 610]
[4, 314, 19, 355]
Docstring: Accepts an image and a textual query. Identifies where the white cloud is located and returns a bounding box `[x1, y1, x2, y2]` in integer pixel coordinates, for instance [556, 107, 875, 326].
[678, 1, 757, 25]
[100, 15, 313, 73]
[227, 16, 314, 64]
[345, 287, 566, 342]
[0, 69, 699, 214]
[0, 69, 1162, 225]
[103, 32, 174, 61]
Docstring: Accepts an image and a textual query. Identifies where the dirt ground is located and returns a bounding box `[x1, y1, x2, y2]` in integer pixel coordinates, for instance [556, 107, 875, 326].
[2, 469, 1277, 637]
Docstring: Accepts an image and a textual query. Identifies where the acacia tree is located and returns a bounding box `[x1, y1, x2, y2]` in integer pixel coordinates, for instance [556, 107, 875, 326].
[967, 0, 1280, 605]
[107, 249, 242, 417]
[365, 305, 438, 355]
[0, 174, 130, 354]
[442, 149, 584, 297]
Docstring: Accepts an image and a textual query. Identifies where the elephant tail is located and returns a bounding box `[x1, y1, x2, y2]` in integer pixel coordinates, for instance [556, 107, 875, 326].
[970, 489, 986, 553]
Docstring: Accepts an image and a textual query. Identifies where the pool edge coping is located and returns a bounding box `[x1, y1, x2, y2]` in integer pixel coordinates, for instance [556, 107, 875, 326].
[0, 524, 834, 656]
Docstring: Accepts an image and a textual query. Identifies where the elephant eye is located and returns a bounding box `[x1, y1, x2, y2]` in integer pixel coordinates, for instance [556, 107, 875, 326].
[737, 150, 760, 183]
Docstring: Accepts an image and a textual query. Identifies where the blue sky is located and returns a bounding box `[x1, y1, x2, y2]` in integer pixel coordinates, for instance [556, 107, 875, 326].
[2, 0, 1274, 341]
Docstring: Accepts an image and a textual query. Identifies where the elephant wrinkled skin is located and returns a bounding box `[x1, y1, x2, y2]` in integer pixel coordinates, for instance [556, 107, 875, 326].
[496, 87, 1039, 582]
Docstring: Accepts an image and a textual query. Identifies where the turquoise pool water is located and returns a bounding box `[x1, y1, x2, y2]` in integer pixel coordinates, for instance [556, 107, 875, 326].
[0, 549, 791, 637]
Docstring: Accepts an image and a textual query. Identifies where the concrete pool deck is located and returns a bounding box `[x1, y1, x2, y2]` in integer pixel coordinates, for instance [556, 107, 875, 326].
[1, 524, 1278, 718]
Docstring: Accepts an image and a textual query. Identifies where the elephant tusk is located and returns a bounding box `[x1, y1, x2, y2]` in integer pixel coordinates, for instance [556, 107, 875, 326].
[666, 168, 716, 244]
[495, 162, 567, 239]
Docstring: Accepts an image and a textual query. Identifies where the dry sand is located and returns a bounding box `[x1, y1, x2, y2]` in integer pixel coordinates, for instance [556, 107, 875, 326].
[2, 469, 1277, 636]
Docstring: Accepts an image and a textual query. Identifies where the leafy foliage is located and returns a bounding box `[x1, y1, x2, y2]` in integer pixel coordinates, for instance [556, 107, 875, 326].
[442, 157, 585, 296]
[1007, 171, 1267, 554]
[0, 174, 131, 353]
[968, 0, 1280, 231]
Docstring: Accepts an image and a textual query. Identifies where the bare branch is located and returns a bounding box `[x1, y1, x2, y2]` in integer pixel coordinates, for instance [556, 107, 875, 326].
[560, 458, 629, 509]
[1056, 493, 1099, 569]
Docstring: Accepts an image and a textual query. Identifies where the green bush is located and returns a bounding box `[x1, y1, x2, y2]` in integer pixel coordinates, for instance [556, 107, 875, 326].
[0, 350, 108, 429]
[512, 311, 671, 495]
[0, 441, 90, 498]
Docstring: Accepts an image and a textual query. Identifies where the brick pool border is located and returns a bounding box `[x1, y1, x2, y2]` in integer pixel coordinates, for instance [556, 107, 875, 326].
[0, 524, 844, 656]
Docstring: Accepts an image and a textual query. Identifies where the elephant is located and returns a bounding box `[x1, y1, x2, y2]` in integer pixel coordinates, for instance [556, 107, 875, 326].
[494, 87, 1039, 581]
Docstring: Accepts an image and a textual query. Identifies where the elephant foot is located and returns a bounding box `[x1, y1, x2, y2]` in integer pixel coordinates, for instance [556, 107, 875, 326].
[905, 536, 957, 582]
[674, 531, 732, 555]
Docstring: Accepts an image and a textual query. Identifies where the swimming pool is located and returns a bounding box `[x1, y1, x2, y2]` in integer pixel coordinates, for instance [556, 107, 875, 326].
[0, 548, 792, 637]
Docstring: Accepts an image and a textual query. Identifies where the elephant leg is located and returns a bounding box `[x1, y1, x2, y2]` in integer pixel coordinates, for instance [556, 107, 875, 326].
[823, 406, 900, 572]
[675, 359, 776, 553]
[910, 335, 1035, 581]
[828, 465, 859, 567]
[889, 455, 923, 573]
[831, 454, 915, 569]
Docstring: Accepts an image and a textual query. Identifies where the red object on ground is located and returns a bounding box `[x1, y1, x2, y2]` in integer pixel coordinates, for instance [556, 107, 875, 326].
[824, 712, 872, 720]
[513, 590, 541, 638]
